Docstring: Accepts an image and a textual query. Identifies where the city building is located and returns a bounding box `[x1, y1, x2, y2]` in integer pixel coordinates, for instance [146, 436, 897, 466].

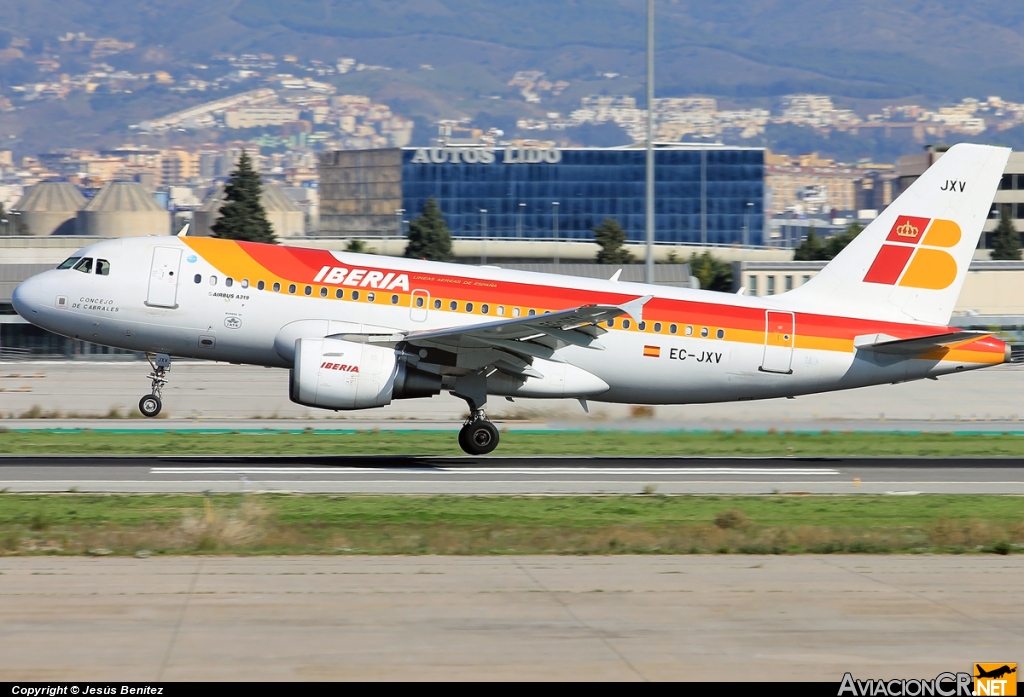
[897, 147, 1024, 248]
[319, 145, 765, 245]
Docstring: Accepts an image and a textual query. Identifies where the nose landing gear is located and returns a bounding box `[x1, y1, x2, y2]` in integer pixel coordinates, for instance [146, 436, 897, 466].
[139, 353, 171, 418]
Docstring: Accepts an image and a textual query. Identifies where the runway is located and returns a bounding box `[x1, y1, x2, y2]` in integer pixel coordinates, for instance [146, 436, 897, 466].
[3, 455, 1024, 494]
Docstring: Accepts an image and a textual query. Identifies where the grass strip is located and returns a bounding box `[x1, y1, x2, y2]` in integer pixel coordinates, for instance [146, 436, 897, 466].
[2, 494, 1022, 556]
[4, 429, 1024, 456]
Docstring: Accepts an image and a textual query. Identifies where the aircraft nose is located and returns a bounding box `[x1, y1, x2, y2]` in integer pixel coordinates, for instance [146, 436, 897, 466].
[11, 276, 42, 319]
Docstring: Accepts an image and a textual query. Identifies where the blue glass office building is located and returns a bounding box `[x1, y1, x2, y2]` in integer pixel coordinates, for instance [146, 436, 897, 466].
[318, 146, 764, 245]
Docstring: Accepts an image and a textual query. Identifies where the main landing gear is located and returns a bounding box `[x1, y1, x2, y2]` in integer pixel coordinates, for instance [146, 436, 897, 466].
[453, 373, 499, 455]
[139, 353, 171, 418]
[458, 412, 499, 455]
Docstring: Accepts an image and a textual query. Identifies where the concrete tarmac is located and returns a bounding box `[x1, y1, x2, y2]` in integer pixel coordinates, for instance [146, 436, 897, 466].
[4, 360, 1024, 430]
[3, 455, 1024, 494]
[2, 555, 1021, 681]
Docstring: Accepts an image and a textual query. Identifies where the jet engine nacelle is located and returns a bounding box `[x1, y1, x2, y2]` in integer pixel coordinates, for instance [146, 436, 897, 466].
[289, 337, 441, 410]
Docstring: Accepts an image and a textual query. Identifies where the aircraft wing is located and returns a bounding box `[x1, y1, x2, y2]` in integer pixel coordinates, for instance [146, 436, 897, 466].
[331, 295, 652, 377]
[854, 330, 991, 355]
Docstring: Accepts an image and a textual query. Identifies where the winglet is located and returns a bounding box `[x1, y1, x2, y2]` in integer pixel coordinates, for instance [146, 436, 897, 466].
[176, 223, 190, 238]
[618, 294, 653, 321]
[609, 269, 622, 282]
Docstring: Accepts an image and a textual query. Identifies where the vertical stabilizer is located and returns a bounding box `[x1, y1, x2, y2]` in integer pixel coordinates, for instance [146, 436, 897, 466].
[787, 143, 1010, 325]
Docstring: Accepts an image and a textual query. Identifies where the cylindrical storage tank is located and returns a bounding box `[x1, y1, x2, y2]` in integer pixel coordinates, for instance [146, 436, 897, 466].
[12, 182, 86, 236]
[193, 183, 305, 238]
[75, 182, 170, 237]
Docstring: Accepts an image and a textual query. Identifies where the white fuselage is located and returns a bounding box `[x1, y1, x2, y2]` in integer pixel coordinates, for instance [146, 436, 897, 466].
[12, 236, 1006, 408]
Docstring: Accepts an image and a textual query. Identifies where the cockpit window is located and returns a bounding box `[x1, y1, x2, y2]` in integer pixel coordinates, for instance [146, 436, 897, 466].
[57, 257, 81, 270]
[73, 258, 93, 274]
[96, 259, 110, 276]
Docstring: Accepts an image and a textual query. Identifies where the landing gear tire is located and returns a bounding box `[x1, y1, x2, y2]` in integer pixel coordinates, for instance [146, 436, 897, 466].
[459, 419, 499, 455]
[139, 394, 162, 418]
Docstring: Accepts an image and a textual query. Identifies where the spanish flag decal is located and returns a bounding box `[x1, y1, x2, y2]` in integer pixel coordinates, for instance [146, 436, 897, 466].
[643, 345, 661, 358]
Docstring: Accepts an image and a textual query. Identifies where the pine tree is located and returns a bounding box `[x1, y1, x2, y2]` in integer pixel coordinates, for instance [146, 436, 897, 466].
[212, 151, 277, 244]
[404, 197, 454, 261]
[593, 218, 633, 264]
[991, 207, 1022, 260]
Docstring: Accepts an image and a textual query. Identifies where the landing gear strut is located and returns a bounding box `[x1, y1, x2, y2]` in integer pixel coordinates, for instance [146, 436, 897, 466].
[453, 372, 499, 455]
[140, 353, 171, 418]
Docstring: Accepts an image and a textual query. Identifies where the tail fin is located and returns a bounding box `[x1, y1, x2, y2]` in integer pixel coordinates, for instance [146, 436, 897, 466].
[787, 143, 1010, 325]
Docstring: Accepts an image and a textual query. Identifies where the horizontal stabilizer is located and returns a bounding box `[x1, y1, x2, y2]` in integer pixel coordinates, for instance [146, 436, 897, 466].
[854, 330, 990, 355]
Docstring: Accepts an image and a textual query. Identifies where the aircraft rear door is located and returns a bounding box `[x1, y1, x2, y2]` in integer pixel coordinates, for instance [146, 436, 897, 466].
[146, 246, 182, 309]
[760, 310, 795, 374]
[410, 289, 429, 322]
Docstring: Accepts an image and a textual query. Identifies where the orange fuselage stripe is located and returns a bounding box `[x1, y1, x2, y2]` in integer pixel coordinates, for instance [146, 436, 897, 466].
[182, 237, 1005, 363]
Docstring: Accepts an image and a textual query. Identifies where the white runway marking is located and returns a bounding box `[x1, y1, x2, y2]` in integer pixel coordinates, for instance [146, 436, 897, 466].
[150, 466, 841, 476]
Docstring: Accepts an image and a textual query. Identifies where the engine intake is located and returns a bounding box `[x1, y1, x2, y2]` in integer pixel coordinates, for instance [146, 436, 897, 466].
[289, 337, 440, 410]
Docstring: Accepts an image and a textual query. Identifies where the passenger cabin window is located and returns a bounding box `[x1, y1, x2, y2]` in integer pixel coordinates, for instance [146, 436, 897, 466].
[622, 319, 631, 329]
[670, 324, 678, 334]
[273, 282, 281, 292]
[685, 325, 693, 336]
[210, 276, 218, 286]
[73, 258, 93, 274]
[449, 300, 457, 311]
[335, 289, 343, 299]
[465, 302, 473, 312]
[607, 319, 615, 328]
[320, 287, 328, 297]
[433, 299, 441, 309]
[717, 329, 725, 339]
[654, 322, 662, 333]
[367, 292, 375, 302]
[391, 294, 399, 305]
[241, 279, 249, 289]
[481, 304, 489, 314]
[257, 281, 265, 290]
[288, 284, 296, 294]
[303, 285, 312, 296]
[57, 256, 81, 270]
[194, 274, 202, 284]
[497, 306, 505, 316]
[512, 308, 521, 318]
[225, 277, 233, 288]
[416, 297, 426, 308]
[96, 259, 110, 276]
[528, 309, 536, 316]
[351, 290, 360, 300]
[701, 327, 709, 338]
[638, 321, 647, 331]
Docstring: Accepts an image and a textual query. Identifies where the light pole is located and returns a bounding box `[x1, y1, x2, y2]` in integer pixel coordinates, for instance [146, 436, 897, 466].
[743, 202, 753, 247]
[552, 201, 559, 269]
[517, 202, 525, 239]
[644, 0, 655, 284]
[480, 208, 487, 265]
[393, 208, 404, 256]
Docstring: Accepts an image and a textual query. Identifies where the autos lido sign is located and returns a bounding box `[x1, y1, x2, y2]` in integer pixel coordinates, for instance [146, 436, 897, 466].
[409, 147, 563, 164]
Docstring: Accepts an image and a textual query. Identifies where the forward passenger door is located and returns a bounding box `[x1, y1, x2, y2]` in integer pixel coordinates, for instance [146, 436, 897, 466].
[146, 247, 182, 309]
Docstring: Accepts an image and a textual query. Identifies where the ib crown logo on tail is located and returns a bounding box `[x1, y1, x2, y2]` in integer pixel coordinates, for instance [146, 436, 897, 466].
[864, 215, 962, 290]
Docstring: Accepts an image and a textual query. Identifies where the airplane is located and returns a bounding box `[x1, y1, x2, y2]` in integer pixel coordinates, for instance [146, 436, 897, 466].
[11, 143, 1013, 455]
[975, 665, 1016, 680]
